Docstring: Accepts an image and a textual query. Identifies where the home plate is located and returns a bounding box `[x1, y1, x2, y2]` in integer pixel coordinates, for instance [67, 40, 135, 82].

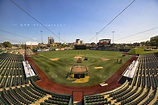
[100, 82, 108, 86]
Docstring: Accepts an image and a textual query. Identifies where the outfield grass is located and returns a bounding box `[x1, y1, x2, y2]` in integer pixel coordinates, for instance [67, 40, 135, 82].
[31, 50, 131, 86]
[129, 47, 158, 54]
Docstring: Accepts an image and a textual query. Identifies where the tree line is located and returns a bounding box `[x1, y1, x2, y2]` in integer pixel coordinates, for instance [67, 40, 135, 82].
[140, 35, 158, 47]
[1, 35, 158, 48]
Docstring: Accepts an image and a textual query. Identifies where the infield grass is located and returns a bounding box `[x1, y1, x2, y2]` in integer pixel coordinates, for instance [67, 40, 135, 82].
[31, 50, 131, 86]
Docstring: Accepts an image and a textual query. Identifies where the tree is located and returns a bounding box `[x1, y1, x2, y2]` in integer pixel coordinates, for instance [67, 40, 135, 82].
[21, 44, 25, 49]
[150, 35, 158, 47]
[133, 42, 140, 46]
[3, 41, 12, 48]
[145, 40, 151, 46]
[140, 41, 146, 46]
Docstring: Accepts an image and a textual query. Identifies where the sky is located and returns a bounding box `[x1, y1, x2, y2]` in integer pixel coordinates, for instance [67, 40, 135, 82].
[0, 0, 158, 44]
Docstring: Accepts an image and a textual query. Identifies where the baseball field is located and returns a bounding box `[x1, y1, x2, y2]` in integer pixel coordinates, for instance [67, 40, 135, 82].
[31, 50, 131, 86]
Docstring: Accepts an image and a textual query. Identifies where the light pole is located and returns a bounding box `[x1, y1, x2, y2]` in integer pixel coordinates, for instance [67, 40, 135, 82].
[58, 33, 60, 43]
[112, 31, 115, 45]
[41, 31, 43, 44]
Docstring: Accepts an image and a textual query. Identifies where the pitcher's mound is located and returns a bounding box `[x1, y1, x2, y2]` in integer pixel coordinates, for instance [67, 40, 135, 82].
[101, 58, 110, 61]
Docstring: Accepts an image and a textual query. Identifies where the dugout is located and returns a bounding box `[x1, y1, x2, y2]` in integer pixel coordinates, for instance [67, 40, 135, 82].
[74, 73, 85, 78]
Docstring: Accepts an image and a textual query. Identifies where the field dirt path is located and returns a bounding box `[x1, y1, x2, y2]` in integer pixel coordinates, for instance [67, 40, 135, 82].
[26, 55, 137, 95]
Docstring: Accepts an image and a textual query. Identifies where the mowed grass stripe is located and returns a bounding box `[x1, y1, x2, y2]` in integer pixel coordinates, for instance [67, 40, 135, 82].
[33, 56, 59, 68]
[38, 53, 74, 67]
[31, 50, 131, 86]
[33, 55, 69, 72]
[32, 56, 70, 82]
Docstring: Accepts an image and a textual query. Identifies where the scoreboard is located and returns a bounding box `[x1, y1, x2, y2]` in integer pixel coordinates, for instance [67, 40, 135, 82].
[99, 39, 111, 46]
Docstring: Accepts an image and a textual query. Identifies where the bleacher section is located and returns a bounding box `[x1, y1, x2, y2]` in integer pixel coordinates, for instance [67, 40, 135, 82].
[84, 53, 158, 105]
[0, 53, 72, 105]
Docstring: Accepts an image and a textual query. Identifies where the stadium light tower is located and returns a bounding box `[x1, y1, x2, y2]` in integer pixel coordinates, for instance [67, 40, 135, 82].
[112, 31, 115, 45]
[41, 31, 43, 44]
[58, 33, 60, 43]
